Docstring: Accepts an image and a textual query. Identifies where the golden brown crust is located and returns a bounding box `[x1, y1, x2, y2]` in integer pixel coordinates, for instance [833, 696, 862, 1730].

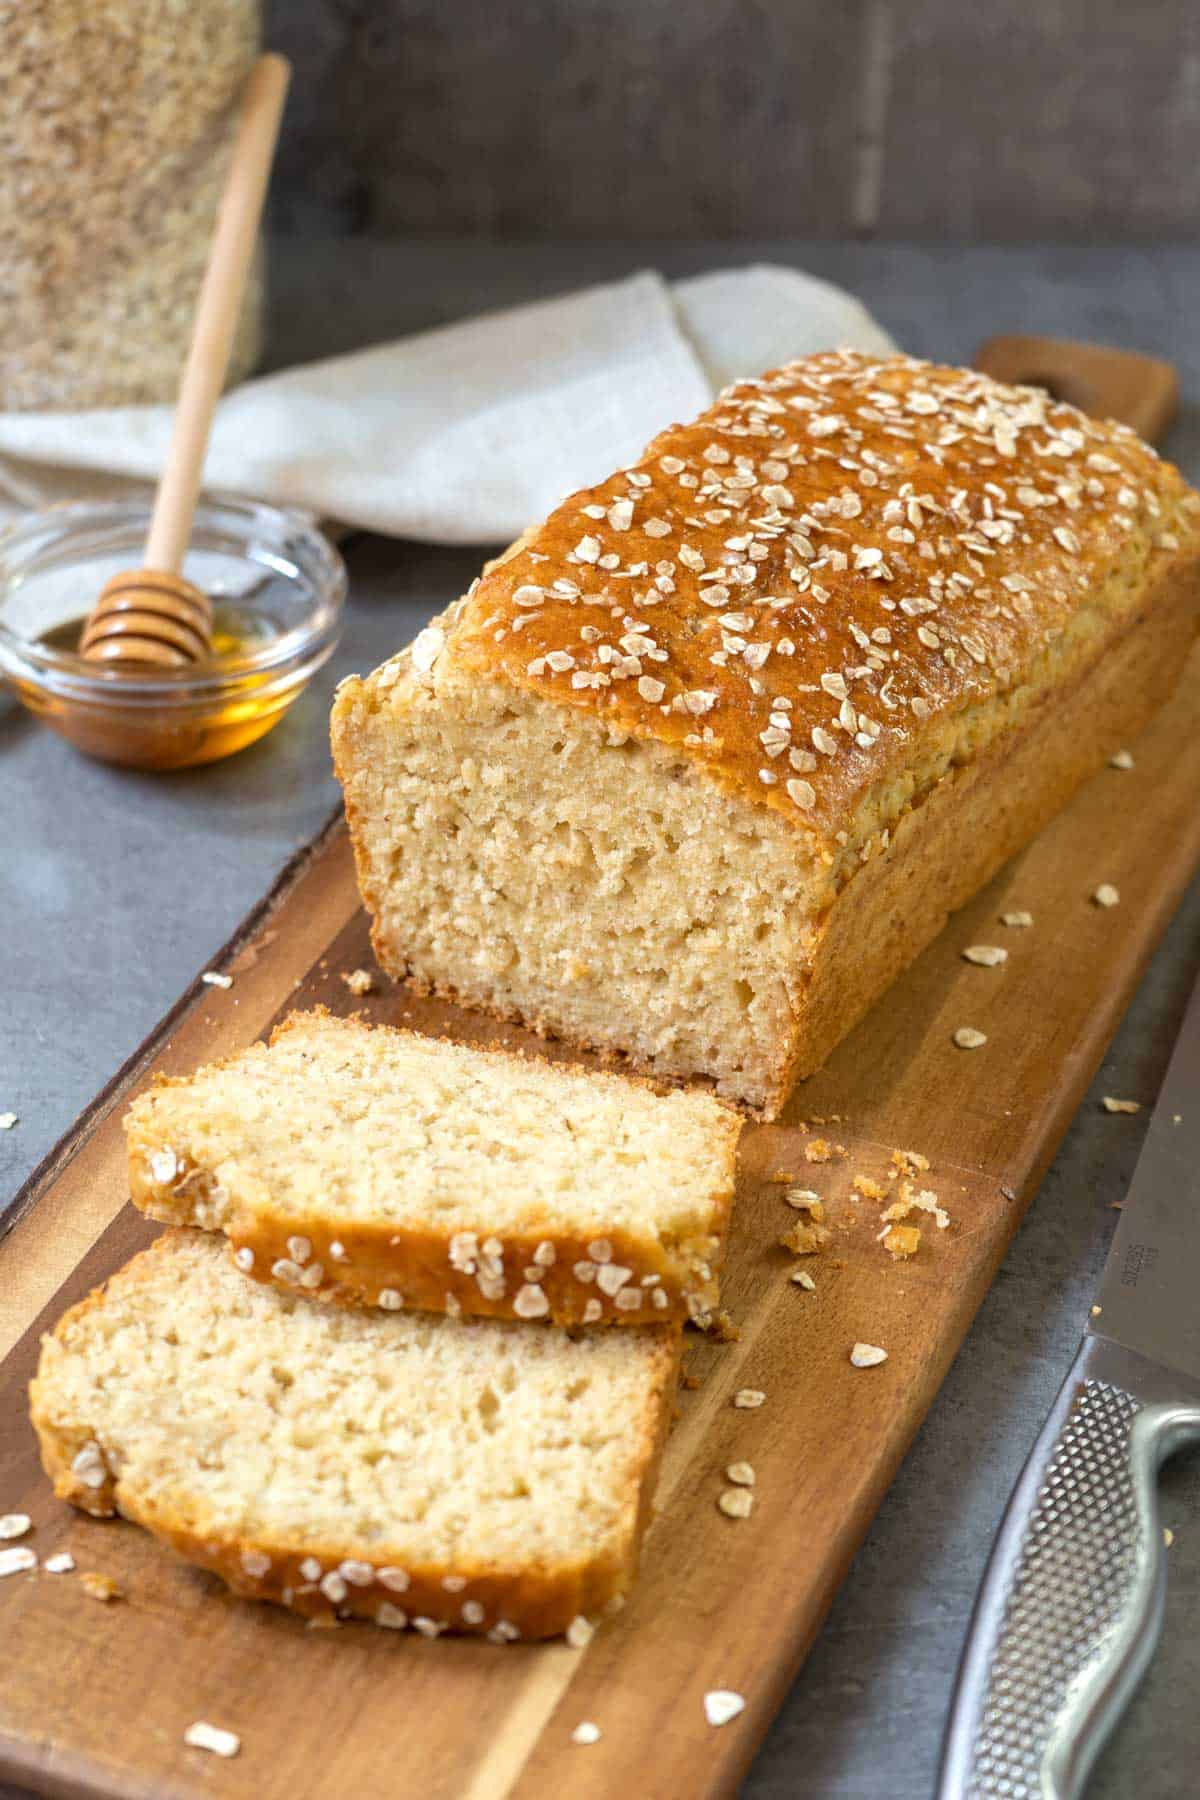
[30, 1234, 682, 1642]
[437, 350, 1200, 844]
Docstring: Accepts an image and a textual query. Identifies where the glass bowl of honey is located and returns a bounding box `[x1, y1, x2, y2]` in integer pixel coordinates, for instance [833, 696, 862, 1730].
[0, 495, 346, 769]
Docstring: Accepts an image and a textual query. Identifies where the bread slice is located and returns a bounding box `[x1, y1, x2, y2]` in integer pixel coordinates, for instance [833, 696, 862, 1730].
[125, 1010, 741, 1328]
[331, 350, 1200, 1118]
[30, 1230, 680, 1640]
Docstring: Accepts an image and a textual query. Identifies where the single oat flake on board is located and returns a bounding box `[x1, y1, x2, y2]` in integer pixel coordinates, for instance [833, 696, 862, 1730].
[850, 1342, 888, 1368]
[733, 1388, 766, 1409]
[962, 945, 1007, 967]
[705, 1691, 746, 1728]
[1102, 1097, 1141, 1114]
[953, 1026, 988, 1050]
[1092, 884, 1121, 908]
[1000, 911, 1033, 928]
[572, 1722, 602, 1746]
[184, 1721, 241, 1759]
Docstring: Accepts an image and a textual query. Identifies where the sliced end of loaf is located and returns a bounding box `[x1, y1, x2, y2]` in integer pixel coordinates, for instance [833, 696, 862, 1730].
[332, 659, 816, 1117]
[125, 1010, 742, 1327]
[31, 1230, 680, 1640]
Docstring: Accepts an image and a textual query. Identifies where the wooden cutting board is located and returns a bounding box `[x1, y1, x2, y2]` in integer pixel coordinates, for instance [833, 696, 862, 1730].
[0, 639, 1197, 1800]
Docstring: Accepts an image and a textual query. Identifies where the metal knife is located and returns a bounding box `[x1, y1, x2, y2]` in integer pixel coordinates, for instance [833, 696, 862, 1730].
[938, 963, 1200, 1800]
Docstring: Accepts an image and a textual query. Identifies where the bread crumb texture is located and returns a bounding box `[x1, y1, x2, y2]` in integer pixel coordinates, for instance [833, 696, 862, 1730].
[30, 1231, 679, 1640]
[126, 1010, 740, 1328]
[332, 350, 1200, 1117]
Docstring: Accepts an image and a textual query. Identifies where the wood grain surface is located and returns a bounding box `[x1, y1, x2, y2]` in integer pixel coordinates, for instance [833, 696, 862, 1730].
[1, 653, 1198, 1800]
[269, 0, 1200, 243]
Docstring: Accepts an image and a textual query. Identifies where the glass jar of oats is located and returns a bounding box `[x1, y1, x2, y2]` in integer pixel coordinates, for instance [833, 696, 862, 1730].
[0, 0, 262, 410]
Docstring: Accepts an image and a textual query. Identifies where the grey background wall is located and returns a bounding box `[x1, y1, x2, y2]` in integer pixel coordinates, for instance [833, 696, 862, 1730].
[266, 0, 1197, 242]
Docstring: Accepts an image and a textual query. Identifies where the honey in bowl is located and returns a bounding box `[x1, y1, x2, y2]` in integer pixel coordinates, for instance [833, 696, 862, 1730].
[0, 498, 345, 771]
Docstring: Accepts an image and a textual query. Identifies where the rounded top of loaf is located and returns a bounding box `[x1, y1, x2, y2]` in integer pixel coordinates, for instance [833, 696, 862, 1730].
[399, 350, 1200, 844]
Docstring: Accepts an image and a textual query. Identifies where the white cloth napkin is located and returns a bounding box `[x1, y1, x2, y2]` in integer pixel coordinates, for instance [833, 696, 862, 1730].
[0, 264, 895, 544]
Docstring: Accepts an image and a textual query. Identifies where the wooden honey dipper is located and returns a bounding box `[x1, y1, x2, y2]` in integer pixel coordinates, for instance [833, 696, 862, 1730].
[80, 54, 291, 669]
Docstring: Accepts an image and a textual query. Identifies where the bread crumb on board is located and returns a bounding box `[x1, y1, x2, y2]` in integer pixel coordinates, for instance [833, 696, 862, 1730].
[880, 1223, 921, 1260]
[341, 968, 377, 997]
[43, 1551, 75, 1574]
[1109, 749, 1135, 769]
[1092, 883, 1120, 908]
[780, 1221, 830, 1256]
[80, 1571, 123, 1602]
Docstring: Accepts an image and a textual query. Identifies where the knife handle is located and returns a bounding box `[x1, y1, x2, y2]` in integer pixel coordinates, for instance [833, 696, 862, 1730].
[937, 1337, 1200, 1800]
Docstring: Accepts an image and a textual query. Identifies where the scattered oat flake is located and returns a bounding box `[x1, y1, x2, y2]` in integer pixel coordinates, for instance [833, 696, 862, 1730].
[1092, 884, 1120, 908]
[791, 1269, 816, 1291]
[733, 1388, 765, 1410]
[1001, 910, 1033, 928]
[80, 1571, 122, 1602]
[0, 1112, 16, 1130]
[705, 1690, 746, 1728]
[572, 1721, 602, 1746]
[0, 1547, 36, 1577]
[785, 1186, 823, 1211]
[43, 1552, 75, 1574]
[850, 1343, 888, 1368]
[1109, 749, 1134, 770]
[201, 971, 232, 989]
[184, 1722, 241, 1759]
[1164, 1528, 1175, 1548]
[718, 1488, 754, 1519]
[0, 1514, 31, 1540]
[566, 1615, 594, 1649]
[962, 945, 1008, 967]
[954, 1027, 988, 1050]
[726, 1462, 755, 1487]
[341, 968, 376, 996]
[1102, 1096, 1140, 1113]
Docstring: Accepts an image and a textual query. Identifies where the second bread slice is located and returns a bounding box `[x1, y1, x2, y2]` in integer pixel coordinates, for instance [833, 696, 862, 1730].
[127, 1009, 741, 1326]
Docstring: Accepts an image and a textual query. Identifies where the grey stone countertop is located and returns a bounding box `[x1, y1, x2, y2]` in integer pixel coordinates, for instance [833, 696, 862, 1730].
[2, 240, 1198, 1799]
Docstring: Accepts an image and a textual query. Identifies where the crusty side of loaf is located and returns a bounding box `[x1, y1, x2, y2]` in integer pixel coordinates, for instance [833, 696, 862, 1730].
[778, 552, 1200, 1097]
[125, 1011, 741, 1327]
[30, 1231, 680, 1641]
[332, 351, 1200, 1117]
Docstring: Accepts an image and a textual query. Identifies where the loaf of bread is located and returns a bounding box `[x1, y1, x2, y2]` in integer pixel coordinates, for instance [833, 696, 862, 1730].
[332, 350, 1200, 1117]
[30, 1230, 679, 1640]
[125, 1009, 740, 1327]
